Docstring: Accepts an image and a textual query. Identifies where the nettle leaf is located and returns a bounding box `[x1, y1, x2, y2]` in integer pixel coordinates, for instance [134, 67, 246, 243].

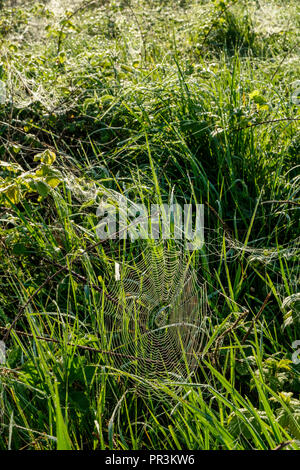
[12, 145, 21, 154]
[0, 184, 20, 204]
[35, 164, 61, 178]
[276, 399, 300, 440]
[0, 161, 23, 173]
[282, 294, 300, 329]
[249, 90, 268, 109]
[227, 409, 269, 440]
[252, 357, 300, 393]
[26, 178, 48, 196]
[35, 181, 49, 198]
[34, 149, 56, 165]
[45, 176, 61, 188]
[249, 90, 260, 100]
[283, 310, 294, 328]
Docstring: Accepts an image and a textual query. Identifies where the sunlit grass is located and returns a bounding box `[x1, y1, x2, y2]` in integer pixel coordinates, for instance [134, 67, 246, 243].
[0, 0, 299, 450]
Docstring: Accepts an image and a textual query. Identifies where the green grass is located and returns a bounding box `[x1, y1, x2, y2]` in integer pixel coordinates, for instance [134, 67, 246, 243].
[0, 0, 299, 450]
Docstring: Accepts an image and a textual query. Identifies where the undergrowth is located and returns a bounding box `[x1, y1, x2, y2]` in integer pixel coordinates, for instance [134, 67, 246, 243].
[0, 0, 299, 450]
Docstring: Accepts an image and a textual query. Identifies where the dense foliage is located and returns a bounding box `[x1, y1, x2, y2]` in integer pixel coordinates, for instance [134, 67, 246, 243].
[0, 0, 299, 450]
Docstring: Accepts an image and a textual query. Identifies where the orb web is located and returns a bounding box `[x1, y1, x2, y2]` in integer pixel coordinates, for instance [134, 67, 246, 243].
[99, 242, 209, 387]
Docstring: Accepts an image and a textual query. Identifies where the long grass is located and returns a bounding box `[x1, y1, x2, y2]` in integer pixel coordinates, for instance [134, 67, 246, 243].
[0, 0, 299, 450]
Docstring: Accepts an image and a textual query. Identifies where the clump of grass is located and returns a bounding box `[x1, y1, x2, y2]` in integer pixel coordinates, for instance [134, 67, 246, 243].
[0, 0, 299, 450]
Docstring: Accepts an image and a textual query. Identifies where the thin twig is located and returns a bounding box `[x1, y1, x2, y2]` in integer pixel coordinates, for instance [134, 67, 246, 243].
[0, 326, 159, 364]
[124, 0, 147, 62]
[43, 257, 119, 304]
[273, 440, 294, 451]
[57, 0, 98, 54]
[2, 268, 64, 342]
[241, 291, 272, 344]
[231, 117, 300, 134]
[213, 310, 249, 364]
[205, 201, 233, 235]
[3, 210, 162, 340]
[216, 311, 249, 347]
[199, 0, 236, 53]
[261, 200, 300, 207]
[2, 267, 65, 342]
[269, 41, 299, 82]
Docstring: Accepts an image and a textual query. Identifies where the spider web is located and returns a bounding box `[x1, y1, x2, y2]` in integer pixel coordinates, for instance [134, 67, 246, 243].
[99, 242, 210, 387]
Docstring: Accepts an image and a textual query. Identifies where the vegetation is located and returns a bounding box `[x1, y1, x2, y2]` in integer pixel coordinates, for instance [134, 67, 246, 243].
[0, 0, 299, 450]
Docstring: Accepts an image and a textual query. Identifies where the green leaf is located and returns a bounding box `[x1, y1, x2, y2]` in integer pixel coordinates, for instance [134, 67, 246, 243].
[58, 52, 66, 65]
[249, 90, 268, 106]
[35, 181, 49, 197]
[35, 164, 61, 178]
[0, 184, 20, 204]
[54, 384, 73, 450]
[0, 161, 23, 173]
[34, 149, 56, 165]
[45, 177, 61, 188]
